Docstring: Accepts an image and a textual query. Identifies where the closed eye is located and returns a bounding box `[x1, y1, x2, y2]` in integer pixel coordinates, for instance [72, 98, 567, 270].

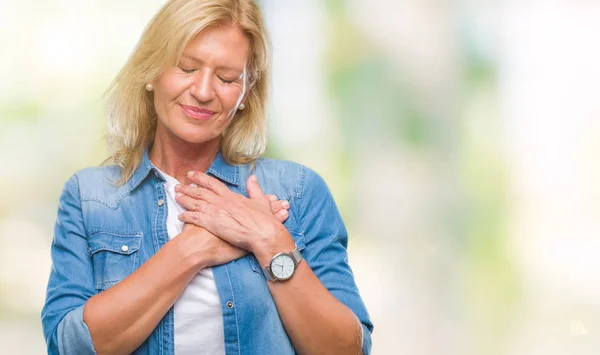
[218, 76, 236, 84]
[178, 65, 239, 84]
[178, 66, 198, 74]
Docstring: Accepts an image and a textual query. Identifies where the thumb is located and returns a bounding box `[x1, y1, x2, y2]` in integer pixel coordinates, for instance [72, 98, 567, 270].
[246, 175, 266, 200]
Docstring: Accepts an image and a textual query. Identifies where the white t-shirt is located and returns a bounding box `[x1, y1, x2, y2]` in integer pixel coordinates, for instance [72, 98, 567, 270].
[157, 168, 226, 355]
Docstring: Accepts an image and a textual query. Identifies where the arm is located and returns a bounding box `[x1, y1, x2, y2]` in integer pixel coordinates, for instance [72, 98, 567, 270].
[41, 175, 221, 355]
[254, 240, 366, 355]
[82, 224, 230, 355]
[42, 175, 97, 355]
[252, 169, 373, 355]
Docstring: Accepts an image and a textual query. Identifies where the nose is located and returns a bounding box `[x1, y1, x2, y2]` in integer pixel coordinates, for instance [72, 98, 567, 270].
[189, 68, 216, 103]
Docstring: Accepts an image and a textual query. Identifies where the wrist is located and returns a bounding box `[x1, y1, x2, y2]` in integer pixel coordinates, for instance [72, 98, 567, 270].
[174, 227, 209, 271]
[252, 223, 295, 267]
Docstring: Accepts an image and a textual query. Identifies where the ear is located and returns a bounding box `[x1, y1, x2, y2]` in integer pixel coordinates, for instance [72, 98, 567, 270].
[242, 67, 259, 99]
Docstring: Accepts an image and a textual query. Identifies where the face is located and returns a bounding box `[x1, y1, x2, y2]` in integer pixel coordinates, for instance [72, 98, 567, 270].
[152, 25, 251, 147]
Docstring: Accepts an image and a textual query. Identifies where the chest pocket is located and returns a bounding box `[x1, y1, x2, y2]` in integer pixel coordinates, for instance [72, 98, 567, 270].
[88, 231, 143, 291]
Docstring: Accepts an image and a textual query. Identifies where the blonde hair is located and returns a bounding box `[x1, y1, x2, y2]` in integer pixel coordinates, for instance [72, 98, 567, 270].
[104, 0, 270, 185]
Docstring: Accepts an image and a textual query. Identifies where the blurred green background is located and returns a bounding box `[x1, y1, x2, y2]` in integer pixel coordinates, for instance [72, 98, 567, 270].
[2, 0, 600, 354]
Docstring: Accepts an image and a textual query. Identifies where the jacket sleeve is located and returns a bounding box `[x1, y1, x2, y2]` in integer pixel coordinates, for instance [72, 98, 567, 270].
[41, 174, 97, 354]
[296, 167, 374, 354]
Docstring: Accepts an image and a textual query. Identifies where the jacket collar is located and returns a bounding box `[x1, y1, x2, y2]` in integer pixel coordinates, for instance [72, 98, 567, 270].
[128, 148, 239, 192]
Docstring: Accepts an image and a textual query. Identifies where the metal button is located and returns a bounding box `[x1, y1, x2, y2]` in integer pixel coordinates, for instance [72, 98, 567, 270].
[121, 245, 129, 252]
[226, 301, 234, 309]
[158, 199, 165, 206]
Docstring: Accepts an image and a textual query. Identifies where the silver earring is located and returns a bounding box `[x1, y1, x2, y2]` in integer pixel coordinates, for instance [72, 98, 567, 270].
[145, 83, 153, 91]
[238, 103, 246, 111]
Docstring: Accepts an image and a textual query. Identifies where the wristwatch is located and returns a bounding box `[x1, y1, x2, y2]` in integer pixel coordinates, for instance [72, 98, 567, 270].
[262, 246, 303, 281]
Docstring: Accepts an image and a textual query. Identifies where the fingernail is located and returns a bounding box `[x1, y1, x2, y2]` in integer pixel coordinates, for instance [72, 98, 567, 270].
[175, 184, 182, 190]
[281, 200, 290, 208]
[269, 195, 277, 201]
[280, 209, 288, 215]
[250, 175, 257, 182]
[176, 192, 182, 199]
[187, 171, 194, 178]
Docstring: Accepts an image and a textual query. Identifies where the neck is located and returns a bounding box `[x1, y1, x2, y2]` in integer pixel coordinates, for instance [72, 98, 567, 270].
[149, 127, 221, 184]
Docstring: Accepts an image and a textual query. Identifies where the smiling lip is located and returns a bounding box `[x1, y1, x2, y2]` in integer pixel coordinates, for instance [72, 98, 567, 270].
[181, 105, 216, 120]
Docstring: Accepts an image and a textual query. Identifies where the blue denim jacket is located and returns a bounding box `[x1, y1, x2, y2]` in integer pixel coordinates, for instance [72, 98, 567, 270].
[42, 151, 373, 354]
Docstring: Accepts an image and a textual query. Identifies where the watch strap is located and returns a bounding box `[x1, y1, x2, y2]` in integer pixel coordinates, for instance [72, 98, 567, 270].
[290, 247, 303, 265]
[262, 265, 275, 281]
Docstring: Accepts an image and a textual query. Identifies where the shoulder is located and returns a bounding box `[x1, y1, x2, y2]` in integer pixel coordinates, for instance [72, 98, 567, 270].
[73, 164, 123, 182]
[249, 157, 329, 200]
[64, 165, 130, 207]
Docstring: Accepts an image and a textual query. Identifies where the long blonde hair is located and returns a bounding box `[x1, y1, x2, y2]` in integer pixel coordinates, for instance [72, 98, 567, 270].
[105, 0, 270, 185]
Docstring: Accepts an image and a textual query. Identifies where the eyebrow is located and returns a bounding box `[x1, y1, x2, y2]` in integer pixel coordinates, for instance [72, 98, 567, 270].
[180, 54, 245, 73]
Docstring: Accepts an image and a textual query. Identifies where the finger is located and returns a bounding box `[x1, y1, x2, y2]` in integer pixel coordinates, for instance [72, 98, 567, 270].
[270, 199, 290, 214]
[176, 184, 217, 203]
[266, 194, 277, 202]
[187, 171, 229, 196]
[246, 175, 266, 200]
[175, 192, 209, 212]
[178, 211, 210, 229]
[274, 209, 289, 223]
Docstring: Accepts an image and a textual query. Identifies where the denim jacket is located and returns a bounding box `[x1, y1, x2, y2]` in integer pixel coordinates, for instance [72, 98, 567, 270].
[41, 151, 373, 354]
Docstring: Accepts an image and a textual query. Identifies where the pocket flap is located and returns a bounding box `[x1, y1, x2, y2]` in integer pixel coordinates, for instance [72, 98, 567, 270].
[89, 232, 142, 255]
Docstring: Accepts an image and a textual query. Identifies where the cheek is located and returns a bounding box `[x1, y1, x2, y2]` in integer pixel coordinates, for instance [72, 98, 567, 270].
[153, 89, 167, 115]
[216, 86, 244, 109]
[216, 86, 245, 121]
[155, 76, 190, 110]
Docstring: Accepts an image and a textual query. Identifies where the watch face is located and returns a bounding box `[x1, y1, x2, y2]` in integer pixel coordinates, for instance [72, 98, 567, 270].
[270, 254, 295, 280]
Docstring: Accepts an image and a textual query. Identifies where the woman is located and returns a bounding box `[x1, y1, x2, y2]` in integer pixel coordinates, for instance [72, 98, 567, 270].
[41, 0, 373, 354]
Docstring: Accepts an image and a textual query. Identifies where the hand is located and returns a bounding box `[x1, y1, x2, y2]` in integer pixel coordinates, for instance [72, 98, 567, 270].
[176, 180, 291, 223]
[175, 172, 292, 252]
[175, 175, 290, 268]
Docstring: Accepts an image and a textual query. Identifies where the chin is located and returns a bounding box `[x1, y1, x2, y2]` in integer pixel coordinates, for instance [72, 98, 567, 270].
[174, 129, 222, 146]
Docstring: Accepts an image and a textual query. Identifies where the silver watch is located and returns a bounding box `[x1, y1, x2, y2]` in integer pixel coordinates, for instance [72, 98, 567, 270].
[262, 246, 303, 281]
